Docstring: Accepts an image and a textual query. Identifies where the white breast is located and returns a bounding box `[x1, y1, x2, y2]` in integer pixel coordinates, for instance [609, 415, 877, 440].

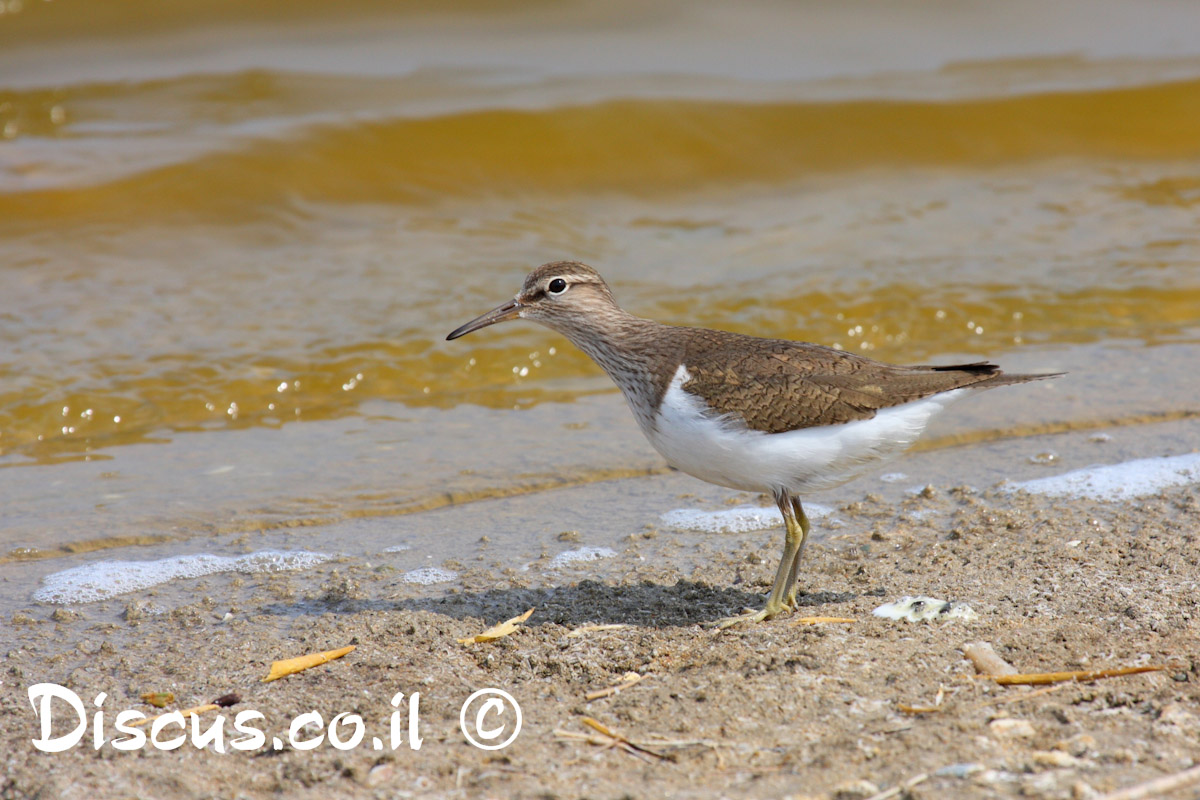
[640, 364, 965, 494]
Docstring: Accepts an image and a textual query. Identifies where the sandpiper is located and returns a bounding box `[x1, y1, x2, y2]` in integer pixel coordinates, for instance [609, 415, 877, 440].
[447, 261, 1059, 627]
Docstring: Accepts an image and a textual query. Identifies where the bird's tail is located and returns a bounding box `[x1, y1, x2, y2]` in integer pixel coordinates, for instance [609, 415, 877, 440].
[925, 362, 1065, 389]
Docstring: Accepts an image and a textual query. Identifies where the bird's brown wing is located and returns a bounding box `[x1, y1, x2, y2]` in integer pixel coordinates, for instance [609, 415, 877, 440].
[675, 330, 1028, 434]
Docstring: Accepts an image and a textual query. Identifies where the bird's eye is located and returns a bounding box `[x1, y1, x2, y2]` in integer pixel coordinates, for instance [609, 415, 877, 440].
[547, 278, 568, 295]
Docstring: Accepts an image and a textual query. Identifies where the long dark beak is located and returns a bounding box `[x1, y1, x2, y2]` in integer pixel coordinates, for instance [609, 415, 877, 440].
[446, 299, 522, 340]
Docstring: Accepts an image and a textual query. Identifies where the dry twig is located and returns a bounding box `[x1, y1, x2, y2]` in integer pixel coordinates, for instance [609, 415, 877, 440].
[553, 717, 668, 762]
[585, 671, 647, 701]
[581, 717, 668, 761]
[992, 665, 1164, 686]
[898, 684, 947, 714]
[554, 717, 714, 762]
[977, 683, 1068, 707]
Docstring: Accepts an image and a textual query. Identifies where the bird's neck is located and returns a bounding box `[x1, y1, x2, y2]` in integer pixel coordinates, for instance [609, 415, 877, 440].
[550, 308, 679, 424]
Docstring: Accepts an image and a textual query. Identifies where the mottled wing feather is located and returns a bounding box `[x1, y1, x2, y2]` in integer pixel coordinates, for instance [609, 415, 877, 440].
[675, 330, 1029, 434]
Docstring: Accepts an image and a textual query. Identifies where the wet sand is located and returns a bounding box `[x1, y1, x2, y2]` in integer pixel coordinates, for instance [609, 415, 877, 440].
[4, 422, 1198, 800]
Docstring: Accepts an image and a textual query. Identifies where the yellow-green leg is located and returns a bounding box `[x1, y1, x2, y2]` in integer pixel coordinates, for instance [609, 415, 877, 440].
[781, 496, 810, 610]
[714, 490, 809, 629]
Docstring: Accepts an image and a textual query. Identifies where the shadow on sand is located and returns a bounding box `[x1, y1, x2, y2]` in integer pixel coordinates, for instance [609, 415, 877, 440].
[265, 579, 867, 629]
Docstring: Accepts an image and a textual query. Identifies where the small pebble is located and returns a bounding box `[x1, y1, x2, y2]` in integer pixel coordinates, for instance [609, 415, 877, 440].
[1024, 772, 1063, 795]
[989, 718, 1036, 738]
[365, 763, 395, 787]
[1033, 750, 1085, 768]
[935, 763, 986, 778]
[1072, 781, 1100, 800]
[974, 769, 1021, 785]
[1055, 734, 1095, 757]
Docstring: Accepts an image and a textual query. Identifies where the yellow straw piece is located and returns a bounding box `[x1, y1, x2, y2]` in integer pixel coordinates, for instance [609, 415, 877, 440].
[457, 607, 535, 644]
[262, 644, 356, 682]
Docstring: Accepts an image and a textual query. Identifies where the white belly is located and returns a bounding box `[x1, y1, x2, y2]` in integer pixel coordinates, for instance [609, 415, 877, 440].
[640, 365, 965, 494]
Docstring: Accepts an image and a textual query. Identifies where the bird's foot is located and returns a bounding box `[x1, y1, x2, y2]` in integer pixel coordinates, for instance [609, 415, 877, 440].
[711, 599, 788, 630]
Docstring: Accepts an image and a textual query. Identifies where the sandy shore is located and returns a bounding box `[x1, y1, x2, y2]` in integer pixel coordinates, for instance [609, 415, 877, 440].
[3, 424, 1199, 800]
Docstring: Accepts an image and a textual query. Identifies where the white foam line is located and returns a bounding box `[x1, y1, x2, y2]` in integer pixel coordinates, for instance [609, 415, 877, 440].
[661, 503, 832, 534]
[34, 550, 332, 605]
[400, 567, 458, 585]
[548, 546, 617, 569]
[1005, 452, 1200, 501]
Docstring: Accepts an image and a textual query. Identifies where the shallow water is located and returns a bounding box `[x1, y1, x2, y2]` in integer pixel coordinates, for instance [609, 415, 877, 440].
[2, 0, 1199, 612]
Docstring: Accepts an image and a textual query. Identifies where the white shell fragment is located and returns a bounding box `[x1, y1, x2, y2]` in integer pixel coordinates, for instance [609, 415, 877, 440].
[872, 595, 978, 623]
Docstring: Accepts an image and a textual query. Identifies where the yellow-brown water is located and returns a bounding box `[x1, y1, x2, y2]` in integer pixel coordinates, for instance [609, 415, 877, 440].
[2, 1, 1199, 580]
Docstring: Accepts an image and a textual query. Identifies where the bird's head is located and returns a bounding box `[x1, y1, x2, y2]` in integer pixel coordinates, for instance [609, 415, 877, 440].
[446, 261, 620, 341]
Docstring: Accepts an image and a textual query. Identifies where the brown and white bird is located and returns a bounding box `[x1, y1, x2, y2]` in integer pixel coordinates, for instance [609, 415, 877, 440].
[448, 261, 1058, 627]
